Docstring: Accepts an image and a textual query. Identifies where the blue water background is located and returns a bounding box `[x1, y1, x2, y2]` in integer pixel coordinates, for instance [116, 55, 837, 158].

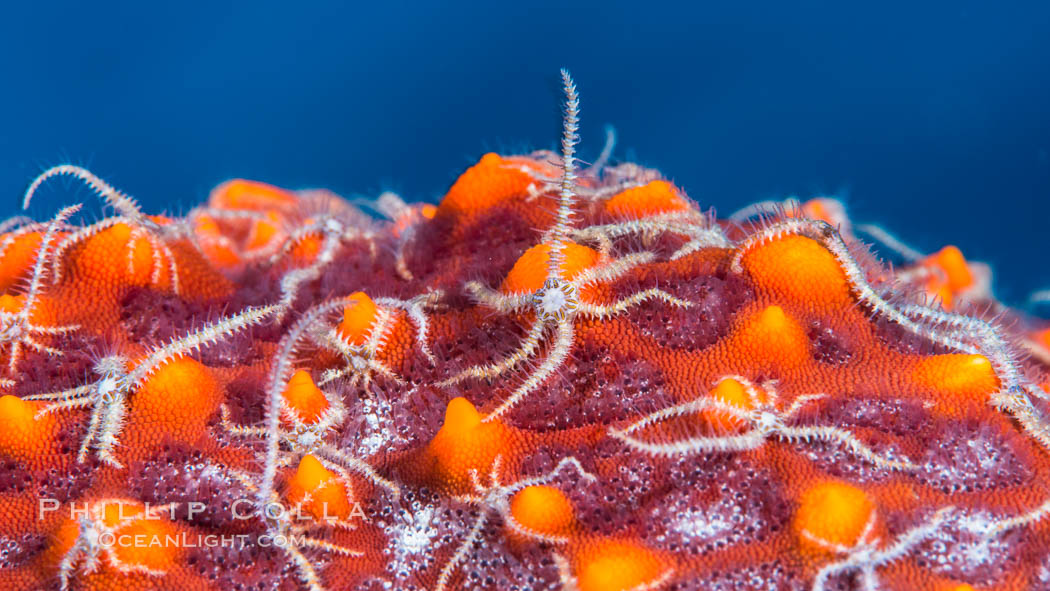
[1, 1, 1048, 305]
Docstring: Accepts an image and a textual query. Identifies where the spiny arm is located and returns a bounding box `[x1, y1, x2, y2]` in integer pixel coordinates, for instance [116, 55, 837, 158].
[23, 165, 151, 225]
[547, 69, 581, 279]
[128, 304, 280, 385]
[23, 204, 82, 314]
[259, 298, 348, 507]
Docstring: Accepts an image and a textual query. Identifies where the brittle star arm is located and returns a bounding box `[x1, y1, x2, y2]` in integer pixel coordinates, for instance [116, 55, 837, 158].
[612, 423, 770, 457]
[484, 318, 574, 422]
[80, 389, 128, 466]
[23, 165, 150, 222]
[607, 396, 770, 452]
[812, 507, 955, 591]
[23, 383, 96, 405]
[437, 318, 547, 386]
[546, 68, 581, 272]
[463, 280, 532, 313]
[315, 443, 400, 500]
[126, 304, 279, 386]
[781, 393, 828, 419]
[274, 219, 346, 316]
[727, 199, 799, 223]
[608, 396, 750, 440]
[582, 124, 616, 177]
[774, 425, 919, 471]
[983, 496, 1050, 537]
[21, 204, 80, 310]
[570, 251, 655, 286]
[731, 218, 1048, 451]
[259, 298, 349, 507]
[576, 288, 692, 319]
[2, 205, 82, 375]
[23, 168, 186, 292]
[433, 508, 489, 591]
[570, 215, 731, 259]
[218, 405, 270, 438]
[376, 292, 443, 364]
[854, 223, 924, 262]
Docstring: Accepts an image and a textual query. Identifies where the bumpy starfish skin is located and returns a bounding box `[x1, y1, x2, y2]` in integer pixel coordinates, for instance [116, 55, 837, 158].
[3, 86, 1050, 591]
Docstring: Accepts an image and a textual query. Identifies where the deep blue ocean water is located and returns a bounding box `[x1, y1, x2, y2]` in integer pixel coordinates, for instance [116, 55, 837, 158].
[1, 1, 1047, 305]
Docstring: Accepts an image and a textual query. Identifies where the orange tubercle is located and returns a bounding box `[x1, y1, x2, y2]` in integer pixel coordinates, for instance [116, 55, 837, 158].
[123, 358, 222, 457]
[46, 500, 181, 580]
[0, 293, 59, 327]
[0, 395, 57, 466]
[728, 305, 811, 370]
[193, 214, 242, 268]
[702, 377, 766, 433]
[209, 179, 299, 212]
[921, 245, 975, 310]
[57, 220, 240, 327]
[285, 454, 353, 522]
[423, 397, 512, 493]
[245, 212, 282, 251]
[282, 370, 329, 424]
[437, 153, 535, 216]
[70, 223, 170, 290]
[912, 354, 1000, 404]
[740, 234, 852, 307]
[793, 480, 876, 553]
[798, 197, 847, 228]
[337, 292, 379, 347]
[501, 243, 600, 294]
[925, 246, 974, 293]
[604, 180, 689, 218]
[509, 485, 575, 537]
[108, 516, 182, 573]
[0, 231, 46, 293]
[1034, 328, 1050, 352]
[571, 539, 669, 591]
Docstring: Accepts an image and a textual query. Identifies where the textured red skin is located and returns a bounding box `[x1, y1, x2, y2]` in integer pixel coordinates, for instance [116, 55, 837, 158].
[0, 154, 1047, 591]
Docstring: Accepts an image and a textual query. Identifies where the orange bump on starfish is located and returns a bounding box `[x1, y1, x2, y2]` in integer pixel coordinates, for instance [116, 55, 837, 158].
[500, 242, 600, 294]
[421, 397, 515, 493]
[603, 180, 689, 218]
[739, 234, 852, 306]
[794, 480, 877, 554]
[285, 454, 355, 522]
[510, 484, 575, 537]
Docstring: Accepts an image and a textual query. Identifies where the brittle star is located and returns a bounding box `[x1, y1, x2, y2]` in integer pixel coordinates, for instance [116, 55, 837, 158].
[219, 378, 399, 503]
[55, 499, 179, 590]
[729, 217, 1050, 452]
[438, 69, 691, 422]
[24, 165, 183, 293]
[256, 296, 422, 508]
[226, 468, 364, 591]
[609, 375, 919, 472]
[270, 212, 380, 317]
[567, 206, 731, 261]
[0, 204, 82, 383]
[313, 292, 440, 389]
[811, 507, 955, 591]
[433, 455, 596, 591]
[24, 304, 279, 467]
